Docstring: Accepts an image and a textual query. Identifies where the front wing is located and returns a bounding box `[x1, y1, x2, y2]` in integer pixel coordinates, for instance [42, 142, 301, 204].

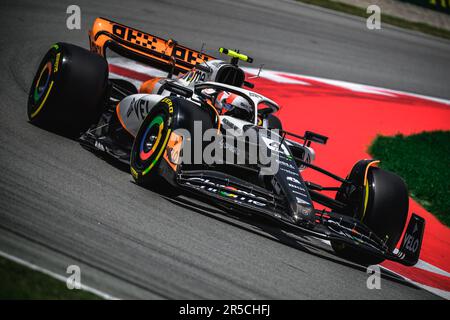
[176, 169, 425, 267]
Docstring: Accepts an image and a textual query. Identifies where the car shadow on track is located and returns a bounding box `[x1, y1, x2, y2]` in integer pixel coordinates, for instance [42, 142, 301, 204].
[154, 189, 420, 290]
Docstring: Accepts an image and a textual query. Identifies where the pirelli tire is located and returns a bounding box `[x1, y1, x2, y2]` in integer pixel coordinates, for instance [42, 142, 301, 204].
[332, 167, 409, 265]
[130, 97, 215, 186]
[27, 42, 108, 136]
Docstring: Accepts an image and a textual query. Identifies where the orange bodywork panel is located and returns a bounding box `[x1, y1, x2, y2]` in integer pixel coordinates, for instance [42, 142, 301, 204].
[163, 132, 184, 172]
[139, 77, 162, 93]
[89, 17, 216, 74]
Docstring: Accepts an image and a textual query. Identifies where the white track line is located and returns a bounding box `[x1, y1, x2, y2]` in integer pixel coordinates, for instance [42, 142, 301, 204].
[379, 265, 450, 300]
[415, 260, 450, 278]
[0, 250, 119, 300]
[243, 67, 450, 105]
[315, 238, 450, 299]
[108, 57, 168, 78]
[107, 56, 450, 105]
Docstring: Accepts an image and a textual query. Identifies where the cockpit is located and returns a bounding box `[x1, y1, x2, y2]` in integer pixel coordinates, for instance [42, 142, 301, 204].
[194, 82, 280, 127]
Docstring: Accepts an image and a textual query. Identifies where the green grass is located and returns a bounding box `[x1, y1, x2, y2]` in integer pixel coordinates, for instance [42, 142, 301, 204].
[0, 256, 101, 299]
[369, 131, 450, 227]
[296, 0, 450, 40]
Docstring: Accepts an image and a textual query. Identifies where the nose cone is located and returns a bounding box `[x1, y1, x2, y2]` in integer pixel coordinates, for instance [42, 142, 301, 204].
[291, 200, 315, 225]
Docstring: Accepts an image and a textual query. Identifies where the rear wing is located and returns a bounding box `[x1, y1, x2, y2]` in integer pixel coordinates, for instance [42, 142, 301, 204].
[89, 17, 216, 74]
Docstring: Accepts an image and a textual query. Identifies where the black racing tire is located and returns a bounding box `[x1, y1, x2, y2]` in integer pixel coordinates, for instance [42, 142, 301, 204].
[27, 42, 108, 136]
[332, 167, 409, 265]
[130, 97, 215, 186]
[267, 114, 282, 130]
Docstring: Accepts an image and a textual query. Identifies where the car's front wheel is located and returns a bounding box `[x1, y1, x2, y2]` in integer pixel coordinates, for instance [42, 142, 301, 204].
[332, 165, 409, 265]
[130, 97, 215, 187]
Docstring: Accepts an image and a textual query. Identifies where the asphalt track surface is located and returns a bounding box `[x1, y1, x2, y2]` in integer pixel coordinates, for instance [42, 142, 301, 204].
[0, 0, 448, 299]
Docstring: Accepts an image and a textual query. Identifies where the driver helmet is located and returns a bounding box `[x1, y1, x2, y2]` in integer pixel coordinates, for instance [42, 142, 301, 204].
[215, 91, 251, 116]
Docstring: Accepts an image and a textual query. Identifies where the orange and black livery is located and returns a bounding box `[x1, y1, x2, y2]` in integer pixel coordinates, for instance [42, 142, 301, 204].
[26, 18, 426, 269]
[89, 17, 216, 75]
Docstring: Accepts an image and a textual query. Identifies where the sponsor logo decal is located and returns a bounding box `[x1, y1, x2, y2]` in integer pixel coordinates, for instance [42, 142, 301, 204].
[286, 176, 302, 185]
[127, 98, 151, 120]
[54, 52, 61, 73]
[279, 167, 298, 176]
[261, 136, 290, 157]
[130, 166, 138, 179]
[404, 223, 420, 253]
[292, 190, 308, 197]
[288, 183, 306, 192]
[186, 177, 267, 207]
[111, 23, 211, 66]
[276, 158, 296, 170]
[296, 197, 310, 205]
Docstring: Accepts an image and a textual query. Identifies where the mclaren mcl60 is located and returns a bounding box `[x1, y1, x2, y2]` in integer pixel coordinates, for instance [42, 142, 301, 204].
[27, 18, 425, 266]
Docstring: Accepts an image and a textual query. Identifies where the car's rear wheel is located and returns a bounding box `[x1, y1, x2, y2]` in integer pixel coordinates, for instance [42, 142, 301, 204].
[332, 166, 409, 265]
[27, 42, 108, 136]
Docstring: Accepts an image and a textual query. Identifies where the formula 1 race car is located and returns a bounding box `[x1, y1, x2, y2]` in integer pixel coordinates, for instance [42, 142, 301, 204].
[27, 17, 425, 266]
